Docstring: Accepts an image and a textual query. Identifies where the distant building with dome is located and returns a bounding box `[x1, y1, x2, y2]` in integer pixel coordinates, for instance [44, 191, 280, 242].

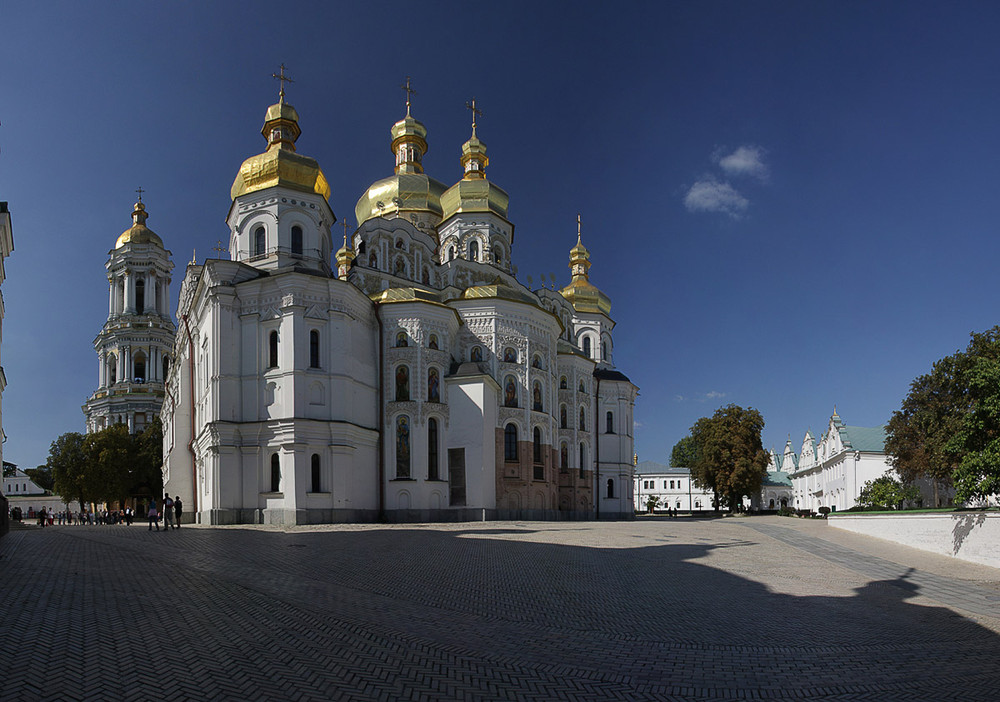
[161, 85, 637, 525]
[83, 199, 176, 434]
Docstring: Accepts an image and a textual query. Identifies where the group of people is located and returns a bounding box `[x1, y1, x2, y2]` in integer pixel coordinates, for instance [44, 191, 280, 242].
[147, 495, 183, 531]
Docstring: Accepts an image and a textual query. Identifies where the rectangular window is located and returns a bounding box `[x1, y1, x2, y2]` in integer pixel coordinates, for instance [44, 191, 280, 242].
[534, 464, 544, 481]
[448, 449, 466, 506]
[669, 480, 674, 489]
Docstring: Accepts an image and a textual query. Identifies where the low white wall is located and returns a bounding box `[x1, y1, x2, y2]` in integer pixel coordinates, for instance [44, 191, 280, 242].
[829, 511, 1000, 569]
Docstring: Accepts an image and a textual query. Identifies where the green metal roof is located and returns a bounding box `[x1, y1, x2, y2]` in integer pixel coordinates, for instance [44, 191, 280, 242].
[841, 425, 887, 453]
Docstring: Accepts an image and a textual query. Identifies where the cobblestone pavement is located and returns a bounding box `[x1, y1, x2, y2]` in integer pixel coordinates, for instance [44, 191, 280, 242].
[1, 516, 999, 701]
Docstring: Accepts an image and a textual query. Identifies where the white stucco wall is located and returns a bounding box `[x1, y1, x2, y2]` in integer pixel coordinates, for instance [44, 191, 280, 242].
[829, 512, 1000, 569]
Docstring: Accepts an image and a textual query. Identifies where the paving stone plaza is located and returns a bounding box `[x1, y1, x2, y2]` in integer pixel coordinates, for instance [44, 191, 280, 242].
[1, 516, 999, 701]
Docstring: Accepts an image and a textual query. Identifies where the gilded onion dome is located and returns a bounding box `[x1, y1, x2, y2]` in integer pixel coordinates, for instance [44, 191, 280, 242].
[116, 201, 164, 249]
[559, 218, 611, 316]
[355, 103, 447, 226]
[230, 97, 331, 201]
[440, 123, 510, 221]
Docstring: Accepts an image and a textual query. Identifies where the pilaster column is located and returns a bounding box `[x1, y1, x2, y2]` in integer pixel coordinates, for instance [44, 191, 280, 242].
[108, 279, 114, 317]
[124, 272, 134, 313]
[99, 352, 106, 388]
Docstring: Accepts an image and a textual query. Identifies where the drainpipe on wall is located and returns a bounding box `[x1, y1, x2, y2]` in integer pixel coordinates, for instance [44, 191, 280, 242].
[181, 314, 198, 516]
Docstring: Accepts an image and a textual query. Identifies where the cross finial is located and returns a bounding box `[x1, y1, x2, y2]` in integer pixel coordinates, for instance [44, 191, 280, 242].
[272, 63, 294, 101]
[401, 77, 416, 116]
[466, 98, 483, 132]
[340, 219, 352, 246]
[576, 213, 582, 244]
[135, 186, 145, 203]
[212, 240, 227, 258]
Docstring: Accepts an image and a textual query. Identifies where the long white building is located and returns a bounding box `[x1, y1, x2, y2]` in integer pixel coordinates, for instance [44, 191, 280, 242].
[161, 87, 637, 524]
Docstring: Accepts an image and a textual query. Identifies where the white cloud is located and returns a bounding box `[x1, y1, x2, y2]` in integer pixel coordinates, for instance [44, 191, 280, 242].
[674, 391, 727, 403]
[704, 391, 726, 400]
[683, 177, 748, 218]
[715, 145, 769, 182]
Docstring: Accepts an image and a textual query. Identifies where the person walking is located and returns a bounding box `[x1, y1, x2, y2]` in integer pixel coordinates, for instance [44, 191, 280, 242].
[162, 495, 175, 531]
[173, 496, 182, 529]
[147, 499, 160, 531]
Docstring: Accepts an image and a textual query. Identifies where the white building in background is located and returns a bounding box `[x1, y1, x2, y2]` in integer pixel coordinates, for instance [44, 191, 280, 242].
[787, 409, 896, 512]
[161, 87, 637, 525]
[634, 462, 714, 512]
[83, 199, 176, 434]
[3, 464, 45, 496]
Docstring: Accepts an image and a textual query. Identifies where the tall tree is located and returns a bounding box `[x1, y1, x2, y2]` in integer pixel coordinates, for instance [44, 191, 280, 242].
[670, 435, 700, 468]
[948, 326, 1000, 504]
[884, 353, 965, 507]
[84, 424, 135, 506]
[690, 404, 769, 512]
[25, 465, 55, 493]
[48, 432, 89, 510]
[133, 417, 164, 500]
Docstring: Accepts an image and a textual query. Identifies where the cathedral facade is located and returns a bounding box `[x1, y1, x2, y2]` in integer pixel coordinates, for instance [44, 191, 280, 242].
[161, 90, 637, 524]
[83, 200, 175, 434]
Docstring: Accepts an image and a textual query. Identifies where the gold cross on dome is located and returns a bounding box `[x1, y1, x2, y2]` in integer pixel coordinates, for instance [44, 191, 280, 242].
[212, 240, 227, 258]
[466, 98, 483, 130]
[272, 63, 294, 100]
[576, 213, 582, 243]
[400, 77, 416, 115]
[135, 186, 145, 203]
[340, 219, 352, 244]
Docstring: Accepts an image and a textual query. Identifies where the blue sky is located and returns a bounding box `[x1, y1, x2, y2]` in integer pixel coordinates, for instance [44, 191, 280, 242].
[3, 1, 1000, 470]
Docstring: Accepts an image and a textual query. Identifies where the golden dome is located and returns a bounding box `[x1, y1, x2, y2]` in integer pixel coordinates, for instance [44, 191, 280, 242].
[559, 220, 611, 316]
[116, 202, 164, 249]
[440, 128, 510, 222]
[230, 98, 331, 201]
[355, 108, 447, 226]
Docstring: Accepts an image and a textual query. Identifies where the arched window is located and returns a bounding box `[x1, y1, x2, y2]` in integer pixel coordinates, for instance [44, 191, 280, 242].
[493, 246, 502, 266]
[468, 240, 479, 261]
[369, 253, 377, 268]
[533, 427, 542, 463]
[135, 278, 145, 314]
[396, 331, 408, 347]
[427, 367, 440, 402]
[560, 405, 567, 429]
[504, 377, 518, 408]
[448, 246, 456, 261]
[133, 353, 146, 383]
[579, 380, 586, 393]
[270, 454, 281, 492]
[560, 443, 568, 472]
[309, 330, 320, 368]
[162, 355, 170, 381]
[291, 225, 303, 256]
[268, 331, 279, 368]
[579, 443, 586, 479]
[532, 355, 541, 369]
[532, 382, 543, 412]
[254, 227, 266, 257]
[579, 407, 586, 431]
[428, 334, 438, 350]
[606, 478, 615, 498]
[606, 411, 614, 434]
[602, 342, 608, 361]
[504, 423, 518, 461]
[395, 365, 409, 401]
[108, 355, 117, 384]
[471, 346, 483, 362]
[311, 454, 321, 493]
[395, 238, 405, 249]
[396, 415, 411, 478]
[583, 336, 592, 357]
[428, 418, 439, 480]
[560, 376, 567, 389]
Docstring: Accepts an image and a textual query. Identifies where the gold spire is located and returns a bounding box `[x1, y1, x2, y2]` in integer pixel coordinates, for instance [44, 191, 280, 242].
[115, 199, 164, 249]
[335, 221, 356, 279]
[390, 77, 428, 175]
[459, 98, 488, 180]
[230, 68, 331, 201]
[401, 76, 416, 117]
[559, 213, 610, 316]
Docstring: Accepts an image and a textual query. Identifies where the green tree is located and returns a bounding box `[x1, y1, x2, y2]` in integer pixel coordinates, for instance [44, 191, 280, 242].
[858, 475, 921, 510]
[132, 417, 164, 501]
[885, 353, 965, 507]
[25, 465, 55, 493]
[948, 327, 1000, 504]
[689, 404, 769, 512]
[644, 495, 661, 513]
[670, 435, 700, 468]
[84, 424, 135, 506]
[48, 432, 89, 510]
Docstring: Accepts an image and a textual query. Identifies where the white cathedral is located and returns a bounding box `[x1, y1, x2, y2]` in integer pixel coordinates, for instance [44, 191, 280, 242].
[160, 87, 637, 524]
